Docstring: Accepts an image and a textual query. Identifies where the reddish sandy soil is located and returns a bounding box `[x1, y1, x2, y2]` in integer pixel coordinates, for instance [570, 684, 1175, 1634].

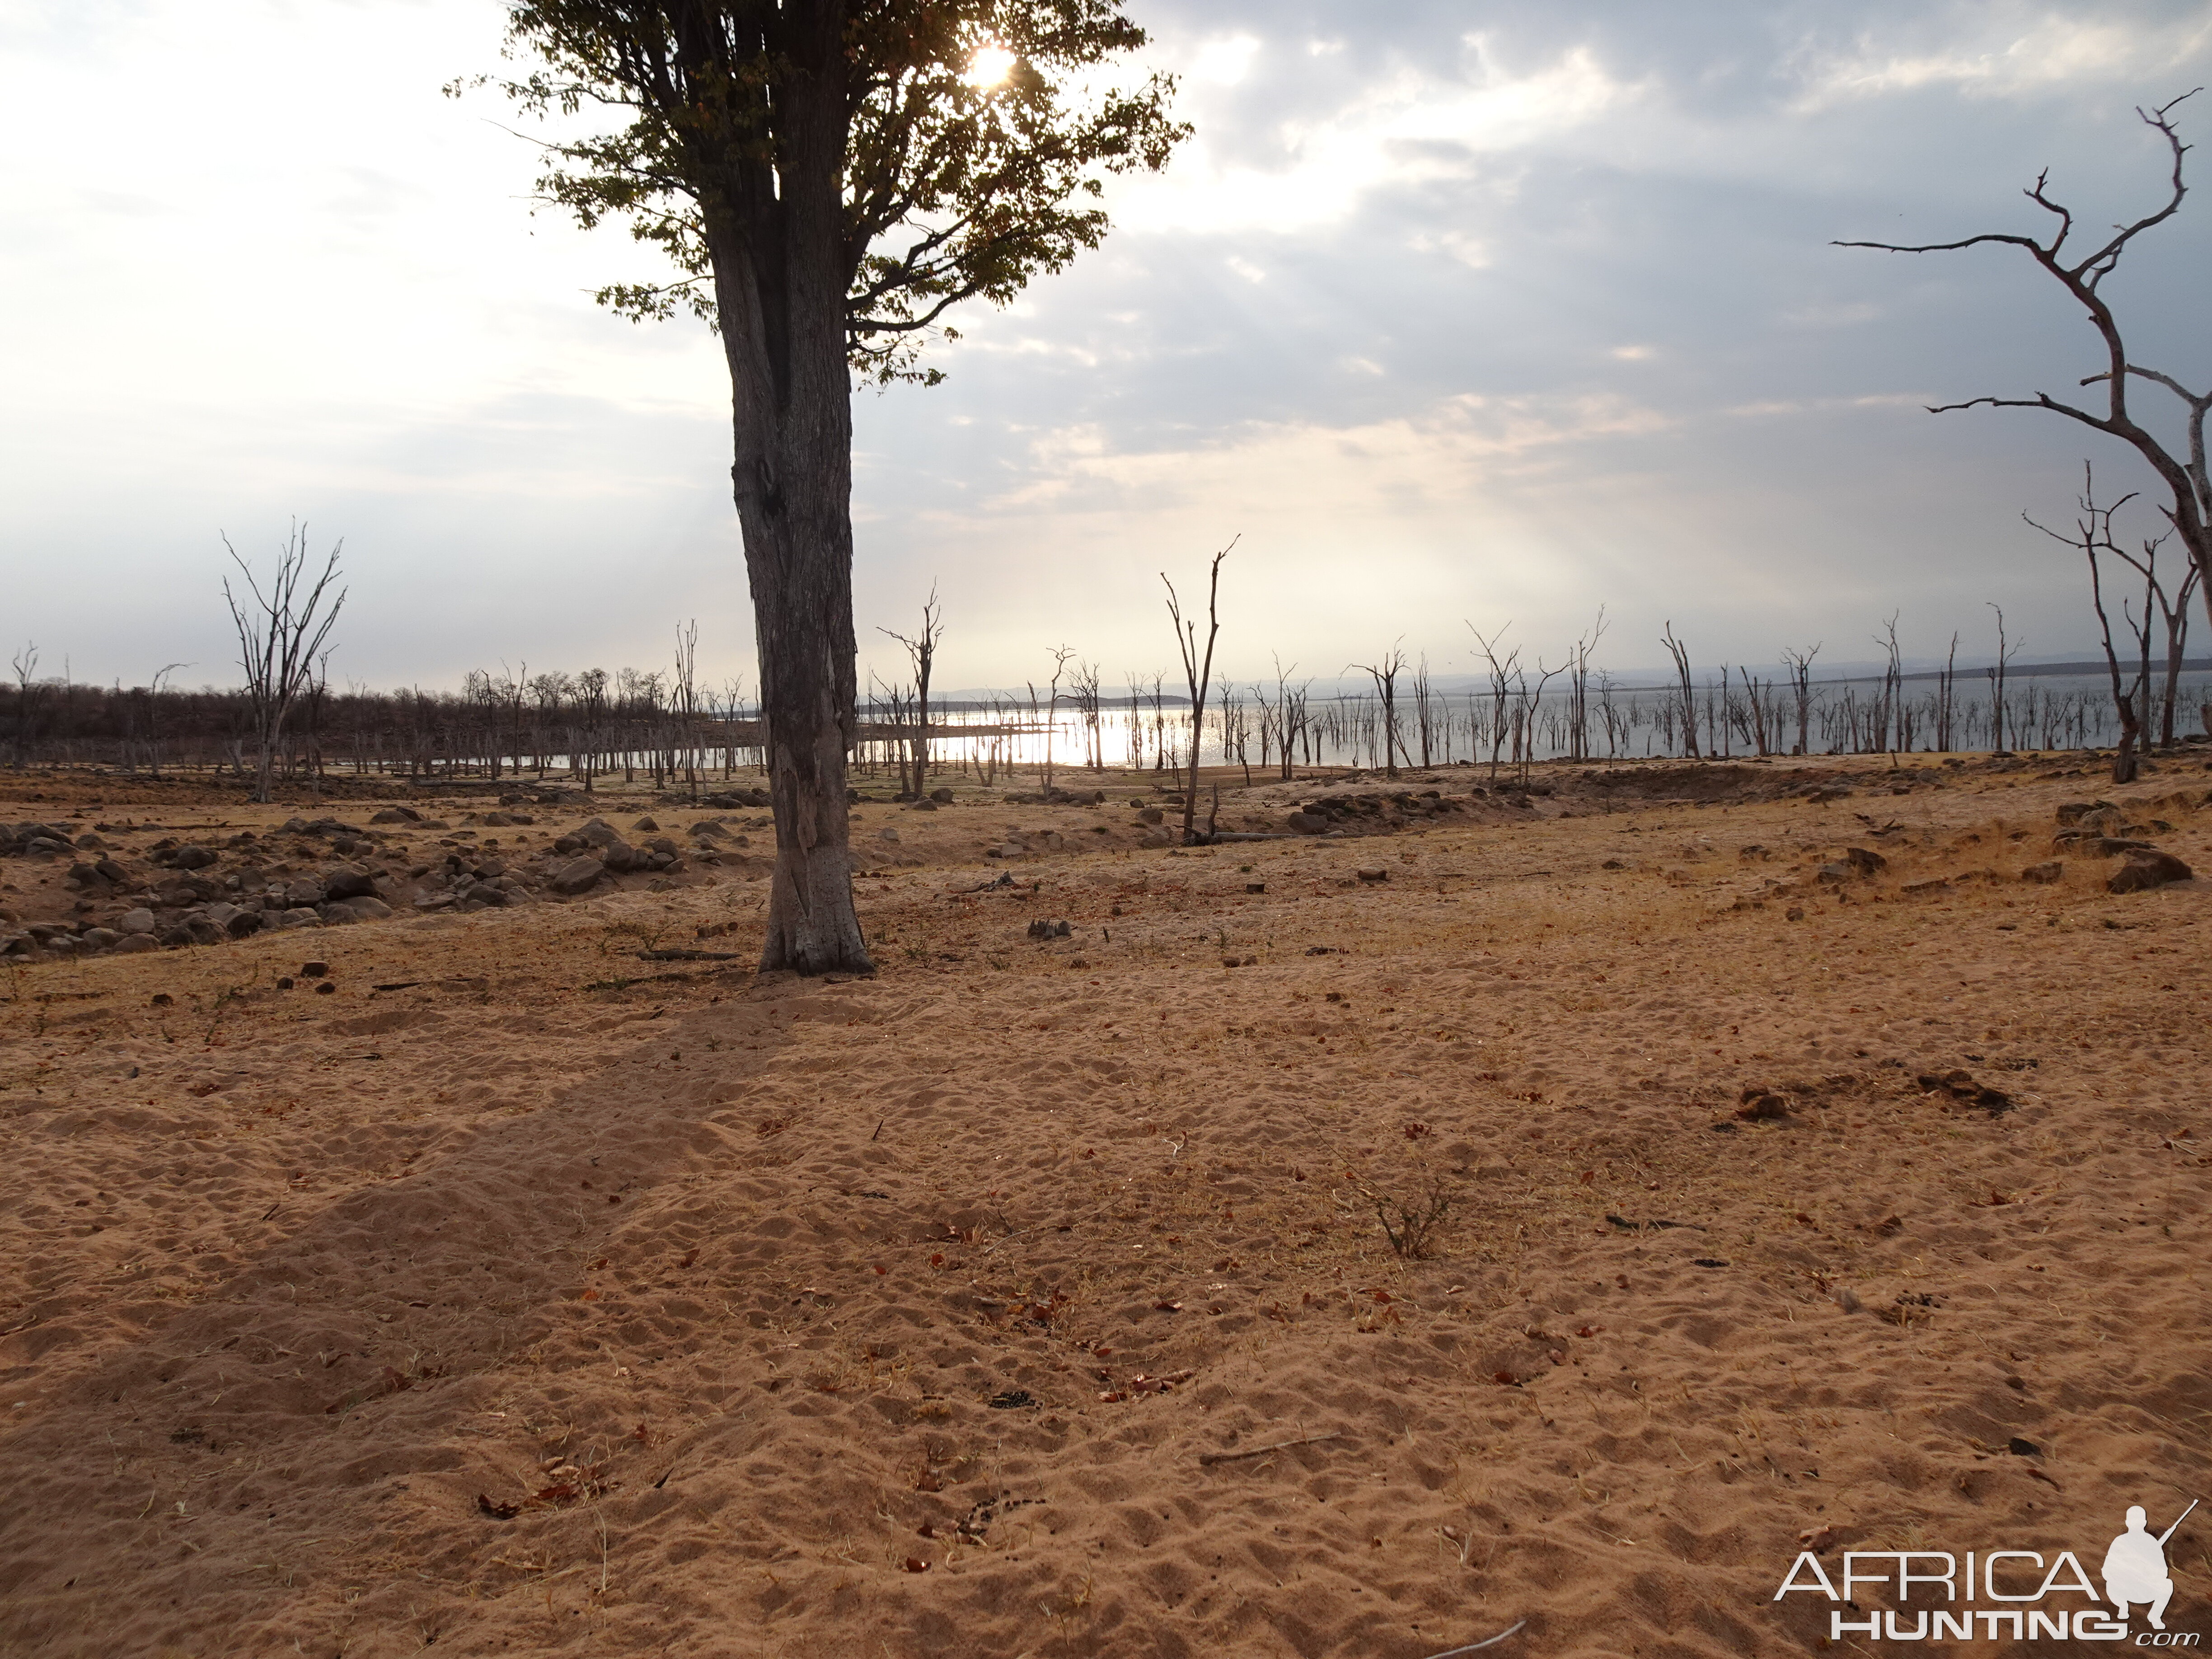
[1, 754, 2207, 1658]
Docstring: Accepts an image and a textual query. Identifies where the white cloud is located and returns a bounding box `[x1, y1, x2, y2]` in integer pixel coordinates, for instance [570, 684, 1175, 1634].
[1790, 10, 2212, 107]
[1189, 34, 1262, 84]
[1111, 43, 1638, 234]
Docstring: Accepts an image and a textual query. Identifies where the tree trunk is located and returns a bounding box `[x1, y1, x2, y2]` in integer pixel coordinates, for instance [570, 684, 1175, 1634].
[708, 16, 871, 975]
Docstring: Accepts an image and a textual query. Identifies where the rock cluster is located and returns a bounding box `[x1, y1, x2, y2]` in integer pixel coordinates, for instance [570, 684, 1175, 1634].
[1286, 789, 1475, 835]
[1, 804, 718, 962]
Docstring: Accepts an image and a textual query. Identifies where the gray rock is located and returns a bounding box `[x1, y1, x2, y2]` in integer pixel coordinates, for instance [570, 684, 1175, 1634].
[115, 933, 159, 953]
[1287, 812, 1331, 834]
[878, 827, 900, 842]
[929, 787, 956, 804]
[323, 863, 377, 901]
[631, 815, 660, 832]
[549, 856, 604, 895]
[117, 908, 156, 934]
[275, 907, 324, 929]
[170, 844, 218, 869]
[81, 928, 121, 949]
[23, 836, 71, 856]
[285, 877, 328, 908]
[370, 806, 419, 824]
[600, 839, 640, 873]
[183, 914, 225, 946]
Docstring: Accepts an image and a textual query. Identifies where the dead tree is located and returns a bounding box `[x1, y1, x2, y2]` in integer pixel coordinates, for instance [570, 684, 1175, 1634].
[1163, 537, 1234, 843]
[2121, 533, 2201, 746]
[1840, 92, 2210, 627]
[1040, 644, 1076, 798]
[2032, 478, 2147, 779]
[1660, 623, 1698, 758]
[1349, 642, 1407, 776]
[1985, 604, 2024, 755]
[221, 522, 347, 803]
[1466, 623, 1521, 781]
[1069, 660, 1103, 771]
[1779, 644, 1820, 755]
[9, 643, 37, 771]
[878, 585, 943, 799]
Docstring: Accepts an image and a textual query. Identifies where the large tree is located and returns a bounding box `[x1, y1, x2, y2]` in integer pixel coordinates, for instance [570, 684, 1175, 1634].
[474, 2, 1184, 972]
[1838, 94, 2208, 631]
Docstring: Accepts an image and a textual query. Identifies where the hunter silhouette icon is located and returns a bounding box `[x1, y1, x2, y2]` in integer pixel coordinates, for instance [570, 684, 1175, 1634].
[2104, 1500, 2197, 1630]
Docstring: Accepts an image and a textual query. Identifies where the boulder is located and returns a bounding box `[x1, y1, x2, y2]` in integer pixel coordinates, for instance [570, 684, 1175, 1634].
[370, 806, 420, 825]
[274, 907, 324, 929]
[600, 839, 641, 873]
[929, 788, 956, 804]
[1287, 811, 1331, 835]
[80, 927, 120, 949]
[170, 844, 218, 869]
[285, 877, 328, 908]
[115, 933, 159, 954]
[320, 895, 392, 923]
[2108, 852, 2193, 894]
[323, 863, 377, 901]
[549, 856, 604, 895]
[183, 914, 225, 946]
[879, 827, 901, 843]
[117, 908, 156, 934]
[631, 815, 660, 832]
[1844, 847, 1887, 876]
[1139, 827, 1176, 849]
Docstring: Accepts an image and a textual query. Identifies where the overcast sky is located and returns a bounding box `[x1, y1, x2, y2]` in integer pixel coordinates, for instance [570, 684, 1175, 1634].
[4, 0, 2209, 698]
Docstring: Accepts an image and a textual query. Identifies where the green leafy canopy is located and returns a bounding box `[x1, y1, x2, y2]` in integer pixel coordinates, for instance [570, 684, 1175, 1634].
[456, 2, 1189, 384]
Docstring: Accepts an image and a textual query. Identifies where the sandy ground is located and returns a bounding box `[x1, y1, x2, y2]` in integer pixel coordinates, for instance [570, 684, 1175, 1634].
[1, 753, 2207, 1658]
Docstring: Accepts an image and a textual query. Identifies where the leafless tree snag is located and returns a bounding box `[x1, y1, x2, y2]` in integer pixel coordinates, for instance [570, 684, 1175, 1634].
[9, 643, 37, 773]
[879, 585, 944, 799]
[1659, 623, 1697, 758]
[1163, 537, 1234, 844]
[2029, 464, 2199, 780]
[1839, 92, 2211, 623]
[1349, 642, 1407, 777]
[1779, 644, 1820, 756]
[1040, 643, 1075, 798]
[221, 522, 347, 804]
